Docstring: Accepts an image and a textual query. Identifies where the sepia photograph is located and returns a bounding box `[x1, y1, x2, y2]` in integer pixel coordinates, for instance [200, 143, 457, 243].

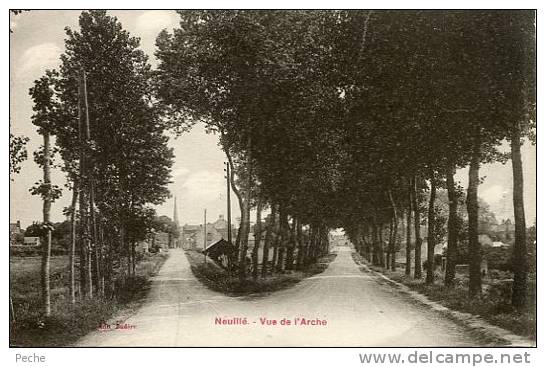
[9, 8, 536, 349]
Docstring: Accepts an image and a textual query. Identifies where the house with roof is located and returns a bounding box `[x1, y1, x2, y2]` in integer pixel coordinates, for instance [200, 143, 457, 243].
[182, 214, 236, 250]
[10, 221, 23, 246]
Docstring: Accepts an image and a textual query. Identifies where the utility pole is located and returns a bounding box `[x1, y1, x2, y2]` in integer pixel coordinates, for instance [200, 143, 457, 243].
[173, 196, 180, 248]
[203, 209, 207, 264]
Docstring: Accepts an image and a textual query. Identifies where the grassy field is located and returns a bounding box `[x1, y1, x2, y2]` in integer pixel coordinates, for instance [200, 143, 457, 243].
[185, 250, 337, 297]
[352, 252, 536, 340]
[9, 252, 169, 347]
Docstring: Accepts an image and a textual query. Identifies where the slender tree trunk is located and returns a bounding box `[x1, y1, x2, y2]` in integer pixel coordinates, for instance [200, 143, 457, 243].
[105, 229, 114, 298]
[386, 219, 392, 269]
[234, 225, 242, 260]
[304, 223, 316, 266]
[271, 205, 280, 270]
[131, 241, 136, 275]
[224, 145, 244, 259]
[262, 203, 275, 277]
[412, 176, 422, 279]
[388, 190, 398, 271]
[237, 198, 251, 280]
[315, 229, 326, 261]
[426, 171, 437, 284]
[252, 199, 262, 279]
[365, 224, 372, 262]
[276, 207, 287, 272]
[87, 245, 93, 299]
[41, 132, 52, 317]
[295, 219, 304, 270]
[445, 165, 459, 287]
[371, 221, 379, 265]
[90, 181, 101, 296]
[237, 137, 253, 281]
[314, 227, 321, 260]
[82, 68, 93, 299]
[511, 124, 528, 308]
[77, 70, 88, 299]
[467, 152, 482, 297]
[406, 180, 413, 276]
[78, 191, 87, 298]
[120, 222, 129, 278]
[69, 181, 79, 304]
[304, 224, 313, 266]
[322, 226, 329, 255]
[285, 217, 296, 270]
[98, 219, 105, 295]
[378, 223, 386, 268]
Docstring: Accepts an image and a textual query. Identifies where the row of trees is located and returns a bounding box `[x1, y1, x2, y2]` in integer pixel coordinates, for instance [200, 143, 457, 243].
[28, 11, 174, 316]
[153, 10, 535, 307]
[17, 11, 535, 317]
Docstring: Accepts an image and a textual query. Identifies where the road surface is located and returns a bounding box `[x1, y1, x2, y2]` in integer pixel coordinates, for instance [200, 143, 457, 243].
[77, 246, 492, 347]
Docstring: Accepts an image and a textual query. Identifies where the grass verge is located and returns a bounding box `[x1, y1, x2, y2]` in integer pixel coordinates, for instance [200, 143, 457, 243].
[351, 252, 536, 340]
[185, 250, 336, 297]
[9, 252, 169, 347]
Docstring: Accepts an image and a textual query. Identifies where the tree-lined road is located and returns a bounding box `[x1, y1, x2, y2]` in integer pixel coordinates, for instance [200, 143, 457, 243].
[77, 246, 490, 347]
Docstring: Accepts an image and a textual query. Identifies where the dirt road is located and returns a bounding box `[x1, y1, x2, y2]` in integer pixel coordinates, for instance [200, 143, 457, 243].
[77, 246, 491, 346]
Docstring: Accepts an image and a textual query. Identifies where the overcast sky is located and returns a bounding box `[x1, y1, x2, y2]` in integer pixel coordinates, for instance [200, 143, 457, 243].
[9, 10, 536, 229]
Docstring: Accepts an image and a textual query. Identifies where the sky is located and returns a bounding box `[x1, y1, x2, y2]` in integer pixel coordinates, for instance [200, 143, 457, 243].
[9, 10, 536, 229]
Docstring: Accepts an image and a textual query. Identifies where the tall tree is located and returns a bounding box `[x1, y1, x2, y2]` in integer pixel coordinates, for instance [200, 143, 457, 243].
[46, 11, 174, 295]
[444, 166, 459, 287]
[30, 72, 63, 316]
[425, 172, 437, 284]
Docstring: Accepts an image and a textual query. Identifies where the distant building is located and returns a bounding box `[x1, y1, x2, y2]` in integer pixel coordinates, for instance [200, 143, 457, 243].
[153, 231, 170, 249]
[181, 224, 201, 249]
[10, 221, 22, 236]
[134, 230, 174, 254]
[182, 214, 236, 250]
[331, 234, 348, 247]
[173, 196, 181, 248]
[478, 234, 494, 246]
[23, 237, 40, 246]
[213, 214, 230, 240]
[10, 221, 22, 245]
[491, 241, 509, 248]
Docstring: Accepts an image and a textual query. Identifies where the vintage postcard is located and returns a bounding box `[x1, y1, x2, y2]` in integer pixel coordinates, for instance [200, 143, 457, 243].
[9, 9, 536, 349]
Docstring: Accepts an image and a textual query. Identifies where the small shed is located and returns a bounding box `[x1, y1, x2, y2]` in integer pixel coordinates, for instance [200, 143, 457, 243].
[202, 239, 236, 268]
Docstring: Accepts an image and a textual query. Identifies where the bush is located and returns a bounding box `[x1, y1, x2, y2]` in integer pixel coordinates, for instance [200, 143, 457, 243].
[483, 245, 512, 271]
[10, 297, 119, 347]
[10, 245, 67, 257]
[10, 251, 169, 346]
[422, 255, 443, 271]
[185, 250, 336, 296]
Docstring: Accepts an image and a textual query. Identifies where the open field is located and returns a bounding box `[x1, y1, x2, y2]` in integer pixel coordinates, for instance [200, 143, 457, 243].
[9, 252, 169, 347]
